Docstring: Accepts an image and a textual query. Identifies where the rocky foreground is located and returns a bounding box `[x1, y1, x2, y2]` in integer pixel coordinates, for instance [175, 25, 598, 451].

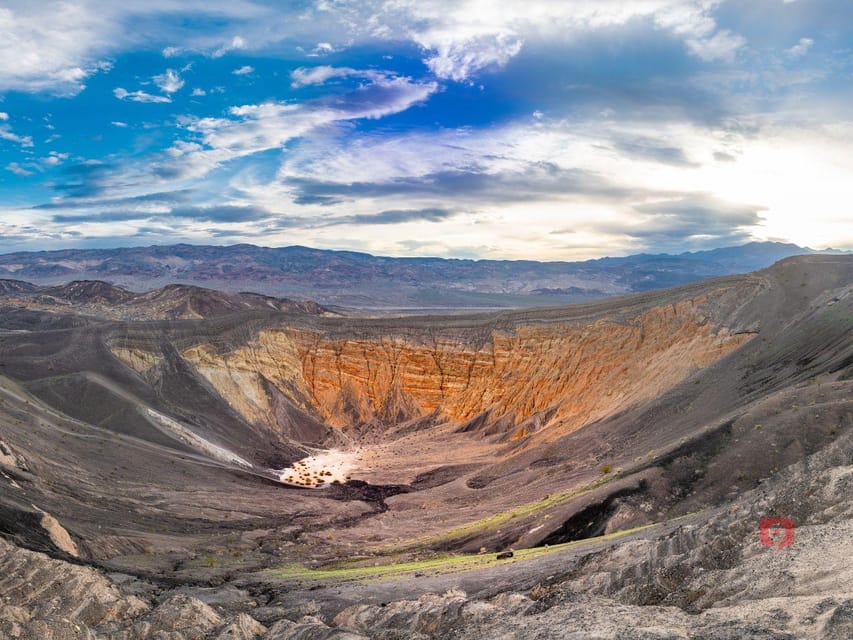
[2, 423, 850, 639]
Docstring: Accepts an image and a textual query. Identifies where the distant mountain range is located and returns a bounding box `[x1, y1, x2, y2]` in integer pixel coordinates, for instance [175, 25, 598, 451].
[0, 241, 845, 310]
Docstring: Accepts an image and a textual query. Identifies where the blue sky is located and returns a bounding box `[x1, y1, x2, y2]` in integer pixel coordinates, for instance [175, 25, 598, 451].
[0, 0, 851, 259]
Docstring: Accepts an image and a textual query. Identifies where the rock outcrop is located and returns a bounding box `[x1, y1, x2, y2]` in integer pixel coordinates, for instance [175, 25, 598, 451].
[0, 536, 149, 638]
[0, 537, 273, 639]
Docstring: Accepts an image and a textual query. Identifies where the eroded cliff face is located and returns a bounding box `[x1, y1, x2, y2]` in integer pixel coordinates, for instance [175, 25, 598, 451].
[111, 347, 163, 376]
[177, 289, 753, 443]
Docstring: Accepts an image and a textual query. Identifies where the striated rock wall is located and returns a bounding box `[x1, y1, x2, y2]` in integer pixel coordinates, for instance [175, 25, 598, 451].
[179, 289, 753, 441]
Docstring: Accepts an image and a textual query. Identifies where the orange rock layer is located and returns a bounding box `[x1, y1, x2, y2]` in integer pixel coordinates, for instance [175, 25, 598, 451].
[178, 289, 753, 442]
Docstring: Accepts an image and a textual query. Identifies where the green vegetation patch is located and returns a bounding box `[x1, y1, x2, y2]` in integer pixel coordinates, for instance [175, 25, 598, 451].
[267, 523, 655, 583]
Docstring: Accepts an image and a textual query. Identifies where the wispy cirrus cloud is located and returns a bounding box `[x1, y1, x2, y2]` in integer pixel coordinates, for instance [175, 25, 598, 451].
[48, 203, 458, 228]
[157, 72, 438, 182]
[6, 162, 34, 177]
[291, 66, 364, 88]
[36, 188, 194, 211]
[0, 112, 33, 147]
[0, 125, 33, 147]
[51, 202, 268, 224]
[787, 37, 814, 57]
[113, 87, 171, 103]
[285, 163, 644, 207]
[685, 29, 746, 63]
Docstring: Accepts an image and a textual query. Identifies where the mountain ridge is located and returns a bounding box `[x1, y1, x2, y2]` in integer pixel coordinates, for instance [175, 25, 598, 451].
[0, 279, 327, 321]
[0, 240, 846, 310]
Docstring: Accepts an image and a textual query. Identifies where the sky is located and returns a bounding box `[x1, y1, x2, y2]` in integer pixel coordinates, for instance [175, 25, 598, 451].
[0, 0, 851, 260]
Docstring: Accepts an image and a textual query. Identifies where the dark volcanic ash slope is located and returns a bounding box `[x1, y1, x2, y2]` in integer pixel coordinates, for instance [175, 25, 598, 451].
[0, 255, 849, 639]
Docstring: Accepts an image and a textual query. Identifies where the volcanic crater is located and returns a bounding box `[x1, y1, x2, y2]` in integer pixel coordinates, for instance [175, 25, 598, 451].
[0, 255, 851, 639]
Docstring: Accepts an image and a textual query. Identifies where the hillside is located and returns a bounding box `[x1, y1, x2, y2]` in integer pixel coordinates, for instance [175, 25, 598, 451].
[0, 279, 327, 321]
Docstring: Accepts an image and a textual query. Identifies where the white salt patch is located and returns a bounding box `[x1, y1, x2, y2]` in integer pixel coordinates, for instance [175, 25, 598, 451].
[277, 449, 357, 488]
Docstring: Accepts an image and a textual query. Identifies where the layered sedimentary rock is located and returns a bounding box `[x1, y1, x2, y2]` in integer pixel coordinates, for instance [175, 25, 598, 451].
[111, 347, 164, 375]
[181, 289, 752, 442]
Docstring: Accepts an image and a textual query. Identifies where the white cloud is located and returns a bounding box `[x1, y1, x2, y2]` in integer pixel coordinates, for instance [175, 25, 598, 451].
[20, 111, 853, 257]
[0, 124, 33, 147]
[191, 88, 206, 96]
[787, 37, 814, 58]
[153, 68, 184, 93]
[291, 65, 364, 88]
[111, 121, 128, 127]
[0, 2, 265, 94]
[6, 162, 33, 176]
[0, 1, 749, 94]
[686, 29, 746, 62]
[0, 112, 8, 120]
[424, 33, 523, 81]
[7, 3, 853, 257]
[42, 151, 69, 166]
[165, 140, 204, 158]
[347, 0, 747, 80]
[232, 65, 254, 76]
[213, 35, 246, 58]
[251, 110, 851, 257]
[290, 65, 413, 92]
[174, 75, 437, 172]
[309, 42, 338, 56]
[113, 87, 172, 103]
[0, 3, 112, 94]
